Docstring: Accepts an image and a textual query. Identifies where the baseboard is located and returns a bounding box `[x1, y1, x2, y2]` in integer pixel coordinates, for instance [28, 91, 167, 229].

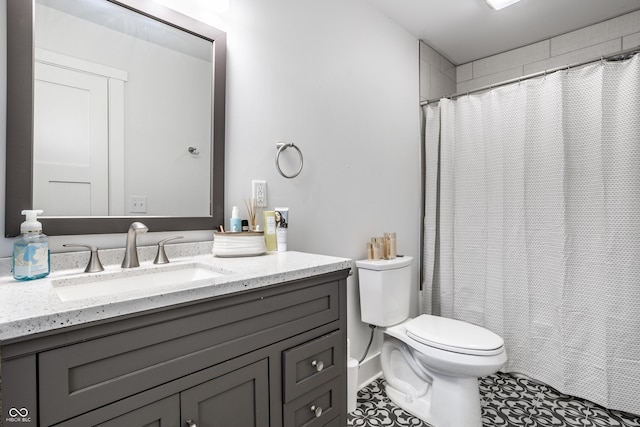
[357, 350, 382, 389]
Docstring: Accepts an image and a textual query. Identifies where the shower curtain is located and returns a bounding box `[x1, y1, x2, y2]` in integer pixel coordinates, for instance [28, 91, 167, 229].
[422, 54, 640, 415]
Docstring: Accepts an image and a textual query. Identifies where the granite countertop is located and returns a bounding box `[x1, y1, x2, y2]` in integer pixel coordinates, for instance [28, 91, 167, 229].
[0, 243, 352, 343]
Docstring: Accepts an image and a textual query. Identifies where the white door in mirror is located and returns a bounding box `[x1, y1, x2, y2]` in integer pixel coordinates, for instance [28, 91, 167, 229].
[34, 62, 109, 216]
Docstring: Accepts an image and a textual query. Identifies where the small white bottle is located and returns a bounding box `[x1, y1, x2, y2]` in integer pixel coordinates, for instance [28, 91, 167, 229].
[12, 210, 50, 281]
[230, 206, 242, 232]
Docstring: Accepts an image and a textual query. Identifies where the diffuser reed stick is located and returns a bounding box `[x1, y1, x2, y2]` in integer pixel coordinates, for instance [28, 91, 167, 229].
[245, 198, 258, 231]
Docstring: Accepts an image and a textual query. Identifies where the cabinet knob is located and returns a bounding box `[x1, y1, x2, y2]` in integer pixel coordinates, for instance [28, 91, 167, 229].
[186, 420, 197, 427]
[310, 405, 323, 418]
[311, 359, 324, 372]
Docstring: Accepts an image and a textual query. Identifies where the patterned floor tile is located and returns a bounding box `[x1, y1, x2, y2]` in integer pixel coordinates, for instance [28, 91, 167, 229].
[347, 373, 640, 427]
[348, 378, 431, 427]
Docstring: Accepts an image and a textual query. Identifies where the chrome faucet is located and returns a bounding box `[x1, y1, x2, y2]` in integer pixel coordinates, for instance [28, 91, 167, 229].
[122, 222, 148, 268]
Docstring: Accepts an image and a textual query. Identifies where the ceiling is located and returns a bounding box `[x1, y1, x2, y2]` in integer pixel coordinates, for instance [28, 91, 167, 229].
[366, 0, 640, 65]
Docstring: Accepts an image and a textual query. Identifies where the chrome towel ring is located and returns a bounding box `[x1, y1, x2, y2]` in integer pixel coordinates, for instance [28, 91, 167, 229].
[275, 142, 304, 179]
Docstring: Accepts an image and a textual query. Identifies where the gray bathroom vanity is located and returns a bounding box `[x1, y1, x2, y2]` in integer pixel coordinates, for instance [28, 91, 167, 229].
[0, 249, 351, 427]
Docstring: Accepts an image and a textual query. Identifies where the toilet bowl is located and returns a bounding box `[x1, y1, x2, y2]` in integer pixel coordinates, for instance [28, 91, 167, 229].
[356, 256, 507, 427]
[381, 315, 507, 426]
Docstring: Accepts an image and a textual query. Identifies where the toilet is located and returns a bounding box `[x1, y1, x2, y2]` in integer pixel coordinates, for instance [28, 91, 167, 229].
[356, 256, 507, 427]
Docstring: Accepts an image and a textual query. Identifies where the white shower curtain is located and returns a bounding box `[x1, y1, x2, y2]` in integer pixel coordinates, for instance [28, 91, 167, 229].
[422, 55, 640, 415]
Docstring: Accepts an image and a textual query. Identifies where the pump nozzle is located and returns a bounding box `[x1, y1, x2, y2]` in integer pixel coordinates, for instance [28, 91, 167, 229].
[22, 210, 43, 221]
[20, 209, 44, 233]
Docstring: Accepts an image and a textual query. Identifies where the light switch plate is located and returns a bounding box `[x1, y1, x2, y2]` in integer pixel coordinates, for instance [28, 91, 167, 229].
[129, 196, 147, 213]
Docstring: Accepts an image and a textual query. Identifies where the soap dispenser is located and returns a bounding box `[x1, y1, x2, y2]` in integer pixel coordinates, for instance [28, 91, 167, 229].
[230, 206, 242, 232]
[12, 209, 50, 280]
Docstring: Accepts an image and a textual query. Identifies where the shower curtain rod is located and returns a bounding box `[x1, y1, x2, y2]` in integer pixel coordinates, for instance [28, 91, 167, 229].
[421, 47, 640, 106]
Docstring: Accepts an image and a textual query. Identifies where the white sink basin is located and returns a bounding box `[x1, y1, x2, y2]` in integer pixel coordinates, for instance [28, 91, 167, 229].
[53, 262, 225, 302]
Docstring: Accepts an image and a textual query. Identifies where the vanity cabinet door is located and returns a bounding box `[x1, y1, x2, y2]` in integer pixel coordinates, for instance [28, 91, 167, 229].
[54, 358, 270, 427]
[181, 358, 270, 427]
[95, 395, 179, 427]
[55, 395, 180, 427]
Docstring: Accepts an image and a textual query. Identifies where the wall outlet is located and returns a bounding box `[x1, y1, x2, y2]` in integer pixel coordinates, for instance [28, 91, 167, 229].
[252, 180, 267, 208]
[129, 196, 147, 213]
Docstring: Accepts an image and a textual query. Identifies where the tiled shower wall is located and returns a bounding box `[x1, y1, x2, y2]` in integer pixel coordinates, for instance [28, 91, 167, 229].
[419, 42, 456, 102]
[420, 9, 640, 100]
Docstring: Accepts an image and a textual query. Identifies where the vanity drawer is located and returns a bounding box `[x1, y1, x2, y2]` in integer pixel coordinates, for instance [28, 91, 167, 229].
[38, 279, 341, 426]
[283, 330, 344, 402]
[323, 416, 341, 426]
[283, 378, 343, 427]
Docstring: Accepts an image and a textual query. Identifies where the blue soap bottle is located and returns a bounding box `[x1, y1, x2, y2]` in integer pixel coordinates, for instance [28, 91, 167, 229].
[230, 206, 242, 232]
[12, 209, 50, 281]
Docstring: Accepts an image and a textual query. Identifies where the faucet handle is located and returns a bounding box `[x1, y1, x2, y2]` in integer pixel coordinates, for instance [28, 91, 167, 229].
[63, 244, 105, 273]
[153, 236, 184, 264]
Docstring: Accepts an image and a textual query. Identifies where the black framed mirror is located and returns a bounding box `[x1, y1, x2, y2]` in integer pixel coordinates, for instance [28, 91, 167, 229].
[5, 0, 226, 237]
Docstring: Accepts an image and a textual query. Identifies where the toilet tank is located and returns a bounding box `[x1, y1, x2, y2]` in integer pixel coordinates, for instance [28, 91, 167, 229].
[356, 256, 413, 327]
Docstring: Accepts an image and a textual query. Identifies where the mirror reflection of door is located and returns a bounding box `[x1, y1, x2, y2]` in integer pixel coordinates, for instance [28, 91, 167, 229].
[34, 62, 108, 215]
[33, 51, 127, 216]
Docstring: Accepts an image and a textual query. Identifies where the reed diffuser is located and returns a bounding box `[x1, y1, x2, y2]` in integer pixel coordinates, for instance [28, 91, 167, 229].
[245, 197, 258, 231]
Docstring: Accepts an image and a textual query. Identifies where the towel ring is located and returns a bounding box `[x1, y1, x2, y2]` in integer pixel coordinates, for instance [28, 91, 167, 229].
[276, 142, 303, 179]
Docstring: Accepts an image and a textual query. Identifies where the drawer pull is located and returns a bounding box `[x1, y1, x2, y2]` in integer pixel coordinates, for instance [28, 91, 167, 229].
[311, 359, 324, 372]
[310, 405, 323, 418]
[186, 420, 197, 427]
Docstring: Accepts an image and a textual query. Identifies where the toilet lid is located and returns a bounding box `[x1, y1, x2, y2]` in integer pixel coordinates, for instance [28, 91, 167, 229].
[405, 315, 504, 356]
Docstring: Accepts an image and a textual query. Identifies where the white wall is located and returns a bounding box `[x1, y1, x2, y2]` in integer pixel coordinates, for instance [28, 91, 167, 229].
[0, 0, 422, 385]
[220, 0, 421, 380]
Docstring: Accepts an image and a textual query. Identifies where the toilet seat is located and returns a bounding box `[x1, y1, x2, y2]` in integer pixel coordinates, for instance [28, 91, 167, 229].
[405, 315, 504, 356]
